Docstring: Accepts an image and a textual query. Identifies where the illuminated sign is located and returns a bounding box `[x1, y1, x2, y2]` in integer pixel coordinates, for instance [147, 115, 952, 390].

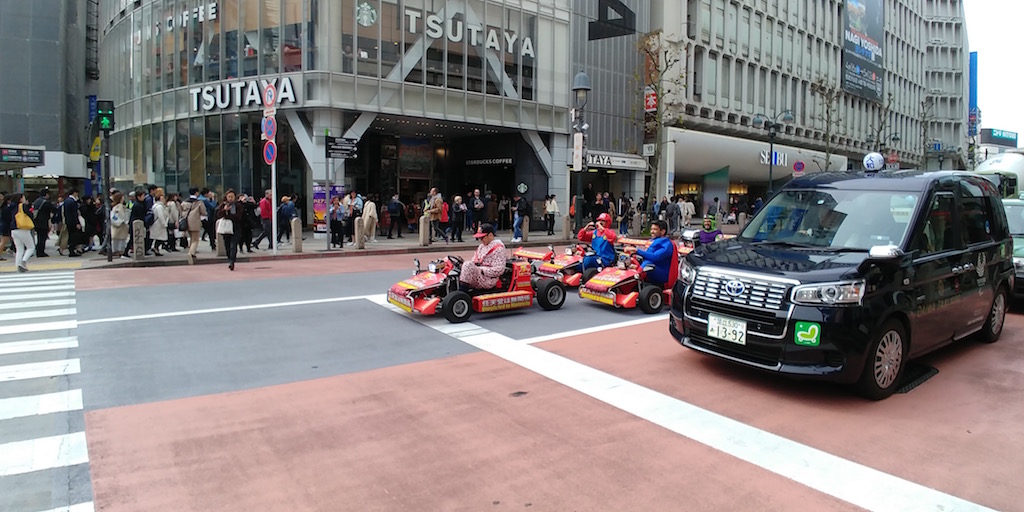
[189, 77, 297, 112]
[404, 9, 535, 58]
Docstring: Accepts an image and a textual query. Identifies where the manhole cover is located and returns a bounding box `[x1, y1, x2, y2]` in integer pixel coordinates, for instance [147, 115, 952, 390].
[895, 363, 938, 394]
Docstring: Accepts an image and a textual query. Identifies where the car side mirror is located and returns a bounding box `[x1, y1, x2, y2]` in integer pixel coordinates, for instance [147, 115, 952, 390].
[680, 229, 700, 242]
[857, 245, 904, 274]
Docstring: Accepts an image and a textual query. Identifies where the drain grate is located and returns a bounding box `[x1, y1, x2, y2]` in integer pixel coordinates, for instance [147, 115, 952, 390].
[895, 363, 939, 394]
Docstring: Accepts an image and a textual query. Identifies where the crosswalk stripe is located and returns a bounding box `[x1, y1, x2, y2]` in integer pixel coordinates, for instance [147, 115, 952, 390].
[0, 298, 77, 311]
[0, 336, 78, 356]
[0, 280, 75, 289]
[35, 502, 95, 512]
[0, 273, 75, 283]
[0, 284, 75, 293]
[0, 389, 83, 421]
[0, 291, 77, 302]
[0, 432, 89, 477]
[0, 320, 77, 336]
[0, 308, 77, 323]
[0, 359, 80, 382]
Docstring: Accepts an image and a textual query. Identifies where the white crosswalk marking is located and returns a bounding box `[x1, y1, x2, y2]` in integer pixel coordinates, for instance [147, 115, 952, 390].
[0, 271, 92, 512]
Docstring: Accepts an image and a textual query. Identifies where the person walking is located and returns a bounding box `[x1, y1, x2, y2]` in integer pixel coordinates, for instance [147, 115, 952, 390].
[165, 192, 181, 252]
[252, 189, 274, 250]
[148, 189, 169, 256]
[0, 192, 12, 259]
[182, 188, 207, 264]
[451, 196, 467, 242]
[31, 189, 54, 257]
[386, 194, 404, 239]
[216, 189, 243, 271]
[329, 196, 345, 247]
[361, 196, 378, 243]
[10, 194, 36, 272]
[109, 192, 130, 259]
[424, 188, 445, 243]
[545, 194, 560, 235]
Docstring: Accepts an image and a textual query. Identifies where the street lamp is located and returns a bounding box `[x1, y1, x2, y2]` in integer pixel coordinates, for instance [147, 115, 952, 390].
[572, 70, 591, 230]
[752, 110, 794, 197]
[866, 132, 901, 153]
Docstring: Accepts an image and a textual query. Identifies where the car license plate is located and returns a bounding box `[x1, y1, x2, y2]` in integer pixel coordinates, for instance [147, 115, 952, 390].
[707, 313, 747, 345]
[388, 291, 413, 313]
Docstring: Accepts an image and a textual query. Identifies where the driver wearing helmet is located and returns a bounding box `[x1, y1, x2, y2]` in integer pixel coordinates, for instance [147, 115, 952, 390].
[460, 223, 507, 289]
[577, 212, 618, 270]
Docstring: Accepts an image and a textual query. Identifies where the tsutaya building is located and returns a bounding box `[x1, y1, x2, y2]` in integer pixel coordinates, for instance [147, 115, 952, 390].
[98, 0, 573, 214]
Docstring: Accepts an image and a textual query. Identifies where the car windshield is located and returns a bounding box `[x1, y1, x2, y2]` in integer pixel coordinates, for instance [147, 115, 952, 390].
[1005, 204, 1024, 235]
[740, 189, 920, 250]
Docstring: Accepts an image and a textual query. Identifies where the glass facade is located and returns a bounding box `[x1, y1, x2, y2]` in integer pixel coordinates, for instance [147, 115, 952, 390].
[99, 0, 572, 197]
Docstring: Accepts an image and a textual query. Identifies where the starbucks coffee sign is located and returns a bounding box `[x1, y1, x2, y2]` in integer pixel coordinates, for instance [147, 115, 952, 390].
[189, 77, 297, 112]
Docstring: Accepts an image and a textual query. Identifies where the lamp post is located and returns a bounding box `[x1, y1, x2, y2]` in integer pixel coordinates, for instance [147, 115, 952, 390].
[572, 71, 591, 230]
[752, 110, 794, 197]
[866, 132, 901, 153]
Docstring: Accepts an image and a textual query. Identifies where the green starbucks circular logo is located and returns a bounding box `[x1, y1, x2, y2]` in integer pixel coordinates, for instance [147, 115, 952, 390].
[356, 2, 378, 27]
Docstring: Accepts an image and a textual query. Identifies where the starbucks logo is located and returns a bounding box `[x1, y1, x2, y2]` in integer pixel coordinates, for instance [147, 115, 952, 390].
[517, 182, 529, 194]
[356, 2, 378, 27]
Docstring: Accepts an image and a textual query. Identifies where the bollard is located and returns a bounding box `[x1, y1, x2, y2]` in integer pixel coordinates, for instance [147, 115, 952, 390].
[738, 212, 747, 229]
[521, 216, 530, 242]
[563, 215, 572, 241]
[355, 218, 365, 249]
[419, 215, 430, 247]
[291, 218, 303, 252]
[131, 220, 145, 261]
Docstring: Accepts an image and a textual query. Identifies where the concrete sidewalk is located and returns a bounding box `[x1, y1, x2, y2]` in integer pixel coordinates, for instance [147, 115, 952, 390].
[0, 221, 744, 272]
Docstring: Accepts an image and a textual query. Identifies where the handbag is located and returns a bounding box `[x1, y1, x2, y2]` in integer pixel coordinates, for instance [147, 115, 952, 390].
[178, 202, 193, 231]
[15, 205, 35, 230]
[216, 217, 234, 235]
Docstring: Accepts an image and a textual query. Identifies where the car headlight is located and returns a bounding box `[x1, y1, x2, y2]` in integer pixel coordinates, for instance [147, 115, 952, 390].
[678, 258, 697, 285]
[791, 280, 865, 306]
[428, 262, 438, 273]
[565, 247, 574, 255]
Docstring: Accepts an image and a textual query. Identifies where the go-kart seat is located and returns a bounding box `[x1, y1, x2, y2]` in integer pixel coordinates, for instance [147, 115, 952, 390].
[663, 242, 680, 289]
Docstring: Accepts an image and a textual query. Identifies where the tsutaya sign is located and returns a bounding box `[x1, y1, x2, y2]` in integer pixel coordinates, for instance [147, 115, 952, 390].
[190, 77, 297, 112]
[404, 9, 535, 58]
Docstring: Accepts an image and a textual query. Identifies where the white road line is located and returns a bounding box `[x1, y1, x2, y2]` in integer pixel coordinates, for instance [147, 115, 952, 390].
[0, 291, 76, 302]
[77, 294, 380, 325]
[0, 432, 89, 477]
[0, 359, 80, 382]
[0, 280, 75, 289]
[35, 502, 95, 512]
[519, 314, 668, 344]
[0, 274, 75, 283]
[0, 336, 78, 356]
[0, 320, 77, 336]
[0, 284, 75, 293]
[0, 308, 77, 323]
[369, 298, 994, 512]
[0, 390, 84, 421]
[0, 271, 75, 279]
[0, 298, 77, 311]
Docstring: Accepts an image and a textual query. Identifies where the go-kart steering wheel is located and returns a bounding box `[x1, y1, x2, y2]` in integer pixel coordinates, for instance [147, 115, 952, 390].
[448, 254, 464, 265]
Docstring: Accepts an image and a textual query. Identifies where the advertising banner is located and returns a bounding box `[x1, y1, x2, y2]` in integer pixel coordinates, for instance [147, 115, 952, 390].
[842, 0, 884, 102]
[398, 137, 432, 180]
[312, 183, 345, 232]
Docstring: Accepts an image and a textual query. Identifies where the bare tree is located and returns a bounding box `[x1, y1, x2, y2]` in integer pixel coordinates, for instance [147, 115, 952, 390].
[868, 92, 897, 153]
[918, 97, 935, 168]
[634, 30, 684, 207]
[809, 78, 844, 172]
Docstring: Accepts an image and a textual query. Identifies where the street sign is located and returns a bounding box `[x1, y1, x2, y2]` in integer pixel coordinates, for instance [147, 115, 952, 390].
[261, 116, 277, 141]
[0, 146, 44, 165]
[263, 140, 277, 165]
[326, 136, 359, 159]
[792, 161, 805, 177]
[642, 143, 656, 157]
[572, 132, 584, 171]
[644, 86, 657, 113]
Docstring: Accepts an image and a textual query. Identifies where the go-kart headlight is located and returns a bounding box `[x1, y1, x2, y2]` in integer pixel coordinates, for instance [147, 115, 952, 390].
[791, 280, 866, 306]
[428, 262, 438, 273]
[678, 259, 697, 285]
[565, 247, 574, 255]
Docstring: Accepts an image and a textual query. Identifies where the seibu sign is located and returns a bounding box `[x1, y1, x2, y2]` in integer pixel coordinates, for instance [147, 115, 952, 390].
[190, 77, 297, 112]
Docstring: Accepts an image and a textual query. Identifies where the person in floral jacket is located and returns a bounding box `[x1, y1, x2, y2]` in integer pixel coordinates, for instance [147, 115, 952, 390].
[459, 223, 506, 289]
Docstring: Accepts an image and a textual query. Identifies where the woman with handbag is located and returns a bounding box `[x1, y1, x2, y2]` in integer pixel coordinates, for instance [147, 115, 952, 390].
[10, 194, 36, 272]
[109, 192, 129, 258]
[216, 189, 243, 271]
[148, 188, 169, 256]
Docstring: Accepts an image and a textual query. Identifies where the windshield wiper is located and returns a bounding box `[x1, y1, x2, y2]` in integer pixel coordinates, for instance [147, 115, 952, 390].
[752, 240, 818, 248]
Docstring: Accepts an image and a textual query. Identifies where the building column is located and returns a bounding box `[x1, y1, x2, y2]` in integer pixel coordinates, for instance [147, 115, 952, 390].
[547, 132, 569, 216]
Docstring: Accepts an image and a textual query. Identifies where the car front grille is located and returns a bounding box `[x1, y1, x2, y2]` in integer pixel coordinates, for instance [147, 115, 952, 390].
[692, 270, 790, 310]
[687, 331, 783, 368]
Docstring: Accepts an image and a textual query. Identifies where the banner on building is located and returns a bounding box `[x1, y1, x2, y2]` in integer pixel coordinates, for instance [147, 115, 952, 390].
[312, 183, 345, 232]
[841, 0, 884, 102]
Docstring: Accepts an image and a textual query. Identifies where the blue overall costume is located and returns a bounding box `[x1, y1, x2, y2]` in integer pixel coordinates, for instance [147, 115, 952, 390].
[577, 225, 617, 270]
[635, 237, 674, 285]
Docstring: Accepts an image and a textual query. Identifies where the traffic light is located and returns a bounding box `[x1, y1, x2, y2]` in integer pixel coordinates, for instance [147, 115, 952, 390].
[96, 100, 114, 133]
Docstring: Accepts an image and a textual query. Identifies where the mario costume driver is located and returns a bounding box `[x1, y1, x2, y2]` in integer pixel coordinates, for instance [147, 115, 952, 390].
[577, 213, 618, 270]
[459, 223, 507, 289]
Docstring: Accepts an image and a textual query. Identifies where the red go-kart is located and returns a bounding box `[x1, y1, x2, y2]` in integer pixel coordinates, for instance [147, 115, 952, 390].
[387, 254, 567, 323]
[576, 238, 679, 314]
[511, 245, 592, 287]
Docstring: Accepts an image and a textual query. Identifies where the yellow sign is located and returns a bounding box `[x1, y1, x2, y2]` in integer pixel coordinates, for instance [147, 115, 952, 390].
[89, 137, 102, 162]
[580, 290, 615, 305]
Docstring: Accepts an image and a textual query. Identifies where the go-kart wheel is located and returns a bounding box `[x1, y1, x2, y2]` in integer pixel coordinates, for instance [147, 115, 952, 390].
[442, 291, 473, 323]
[582, 268, 599, 284]
[536, 279, 566, 311]
[638, 286, 664, 314]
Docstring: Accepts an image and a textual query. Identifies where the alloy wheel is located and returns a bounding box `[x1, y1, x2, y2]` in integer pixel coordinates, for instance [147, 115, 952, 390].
[873, 330, 903, 389]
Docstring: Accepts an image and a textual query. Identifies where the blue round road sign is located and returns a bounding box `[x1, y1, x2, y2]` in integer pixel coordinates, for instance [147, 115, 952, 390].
[793, 161, 805, 172]
[261, 117, 277, 140]
[263, 140, 277, 165]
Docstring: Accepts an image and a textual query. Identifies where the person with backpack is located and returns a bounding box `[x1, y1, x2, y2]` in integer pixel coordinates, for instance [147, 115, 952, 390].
[386, 194, 404, 239]
[511, 193, 530, 243]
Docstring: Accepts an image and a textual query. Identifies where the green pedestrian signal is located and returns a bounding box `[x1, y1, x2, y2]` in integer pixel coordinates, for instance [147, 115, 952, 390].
[96, 100, 115, 133]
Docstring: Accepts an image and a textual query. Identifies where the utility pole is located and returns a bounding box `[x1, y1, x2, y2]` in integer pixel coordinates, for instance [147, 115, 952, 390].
[96, 100, 115, 262]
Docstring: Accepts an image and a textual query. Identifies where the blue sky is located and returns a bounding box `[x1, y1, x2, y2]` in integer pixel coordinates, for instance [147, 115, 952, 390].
[963, 0, 1022, 144]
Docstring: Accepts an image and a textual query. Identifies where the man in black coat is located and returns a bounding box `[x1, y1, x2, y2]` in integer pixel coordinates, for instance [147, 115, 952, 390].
[63, 189, 83, 256]
[32, 189, 55, 257]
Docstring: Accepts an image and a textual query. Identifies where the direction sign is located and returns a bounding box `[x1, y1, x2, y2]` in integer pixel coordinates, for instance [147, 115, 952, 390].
[263, 140, 277, 165]
[326, 136, 359, 159]
[261, 116, 277, 141]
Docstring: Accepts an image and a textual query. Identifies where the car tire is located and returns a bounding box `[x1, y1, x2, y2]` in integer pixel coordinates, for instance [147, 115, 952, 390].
[442, 291, 473, 323]
[857, 319, 907, 400]
[638, 285, 664, 314]
[582, 268, 599, 284]
[536, 279, 566, 311]
[978, 285, 1008, 344]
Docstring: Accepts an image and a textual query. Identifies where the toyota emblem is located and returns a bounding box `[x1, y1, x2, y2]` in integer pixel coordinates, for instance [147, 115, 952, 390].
[724, 280, 745, 297]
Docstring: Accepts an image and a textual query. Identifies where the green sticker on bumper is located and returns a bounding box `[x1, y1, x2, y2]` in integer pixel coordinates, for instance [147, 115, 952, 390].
[795, 321, 821, 346]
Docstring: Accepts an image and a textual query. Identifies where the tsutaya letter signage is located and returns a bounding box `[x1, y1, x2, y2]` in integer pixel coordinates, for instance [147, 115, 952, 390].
[586, 151, 647, 171]
[403, 8, 536, 58]
[190, 77, 297, 112]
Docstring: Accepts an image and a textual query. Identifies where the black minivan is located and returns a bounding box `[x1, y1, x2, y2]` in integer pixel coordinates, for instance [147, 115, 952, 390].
[670, 170, 1014, 399]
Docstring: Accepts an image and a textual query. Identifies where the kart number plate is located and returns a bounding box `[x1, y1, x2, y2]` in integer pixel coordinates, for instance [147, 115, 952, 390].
[707, 313, 746, 345]
[388, 291, 413, 313]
